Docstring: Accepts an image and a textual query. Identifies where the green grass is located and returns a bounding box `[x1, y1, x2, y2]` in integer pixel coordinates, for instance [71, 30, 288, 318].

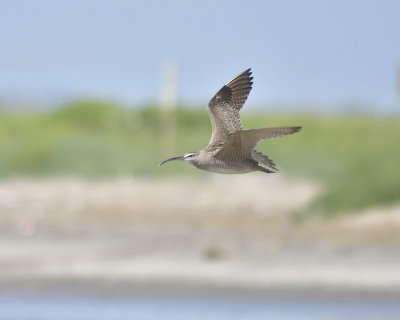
[0, 100, 399, 216]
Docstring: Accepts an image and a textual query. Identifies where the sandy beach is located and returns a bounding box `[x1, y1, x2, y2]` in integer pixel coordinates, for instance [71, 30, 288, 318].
[0, 175, 399, 296]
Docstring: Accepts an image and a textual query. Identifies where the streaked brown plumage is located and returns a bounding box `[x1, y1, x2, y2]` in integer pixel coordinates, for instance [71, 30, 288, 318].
[160, 68, 301, 174]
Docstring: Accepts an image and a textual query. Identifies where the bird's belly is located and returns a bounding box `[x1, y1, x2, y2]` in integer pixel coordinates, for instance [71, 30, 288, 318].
[207, 167, 255, 174]
[195, 160, 257, 174]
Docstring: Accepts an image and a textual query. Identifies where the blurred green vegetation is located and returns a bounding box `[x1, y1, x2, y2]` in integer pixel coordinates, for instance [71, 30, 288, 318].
[0, 101, 399, 216]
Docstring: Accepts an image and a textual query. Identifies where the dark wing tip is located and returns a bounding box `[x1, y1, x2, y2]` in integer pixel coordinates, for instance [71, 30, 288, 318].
[208, 68, 254, 112]
[237, 68, 252, 79]
[284, 126, 302, 137]
[226, 68, 253, 85]
[220, 68, 254, 109]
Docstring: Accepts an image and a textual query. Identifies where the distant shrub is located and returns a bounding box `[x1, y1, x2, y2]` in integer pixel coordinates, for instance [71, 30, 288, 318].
[0, 102, 399, 216]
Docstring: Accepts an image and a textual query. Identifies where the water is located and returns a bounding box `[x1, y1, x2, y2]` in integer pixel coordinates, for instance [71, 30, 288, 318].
[1, 292, 400, 320]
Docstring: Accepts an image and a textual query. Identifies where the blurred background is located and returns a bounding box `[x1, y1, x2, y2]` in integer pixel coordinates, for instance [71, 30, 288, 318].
[1, 1, 400, 319]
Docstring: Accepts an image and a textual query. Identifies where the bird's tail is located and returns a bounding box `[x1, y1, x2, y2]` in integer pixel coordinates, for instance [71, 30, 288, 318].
[252, 151, 278, 173]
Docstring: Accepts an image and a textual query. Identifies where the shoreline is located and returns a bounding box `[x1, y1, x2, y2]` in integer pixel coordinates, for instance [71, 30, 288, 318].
[2, 277, 400, 301]
[2, 251, 400, 296]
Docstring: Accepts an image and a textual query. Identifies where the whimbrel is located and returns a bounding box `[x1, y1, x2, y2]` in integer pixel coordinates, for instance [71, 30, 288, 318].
[160, 68, 301, 174]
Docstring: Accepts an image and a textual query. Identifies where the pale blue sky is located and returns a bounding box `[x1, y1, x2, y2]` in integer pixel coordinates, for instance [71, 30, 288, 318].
[1, 0, 400, 112]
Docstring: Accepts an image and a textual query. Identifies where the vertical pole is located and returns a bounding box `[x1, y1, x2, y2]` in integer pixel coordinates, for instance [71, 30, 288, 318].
[398, 67, 400, 111]
[160, 62, 178, 156]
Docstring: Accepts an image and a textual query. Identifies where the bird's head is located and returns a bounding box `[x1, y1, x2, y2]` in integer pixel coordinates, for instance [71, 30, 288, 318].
[159, 152, 199, 167]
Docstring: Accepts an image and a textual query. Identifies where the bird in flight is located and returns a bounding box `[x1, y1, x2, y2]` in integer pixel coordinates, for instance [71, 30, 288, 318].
[160, 68, 301, 174]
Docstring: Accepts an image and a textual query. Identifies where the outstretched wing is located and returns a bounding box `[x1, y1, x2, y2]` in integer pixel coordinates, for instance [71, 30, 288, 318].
[207, 69, 253, 148]
[215, 127, 302, 159]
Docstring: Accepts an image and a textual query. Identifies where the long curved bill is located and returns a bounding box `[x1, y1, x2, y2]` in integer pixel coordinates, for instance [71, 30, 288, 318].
[159, 156, 184, 166]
